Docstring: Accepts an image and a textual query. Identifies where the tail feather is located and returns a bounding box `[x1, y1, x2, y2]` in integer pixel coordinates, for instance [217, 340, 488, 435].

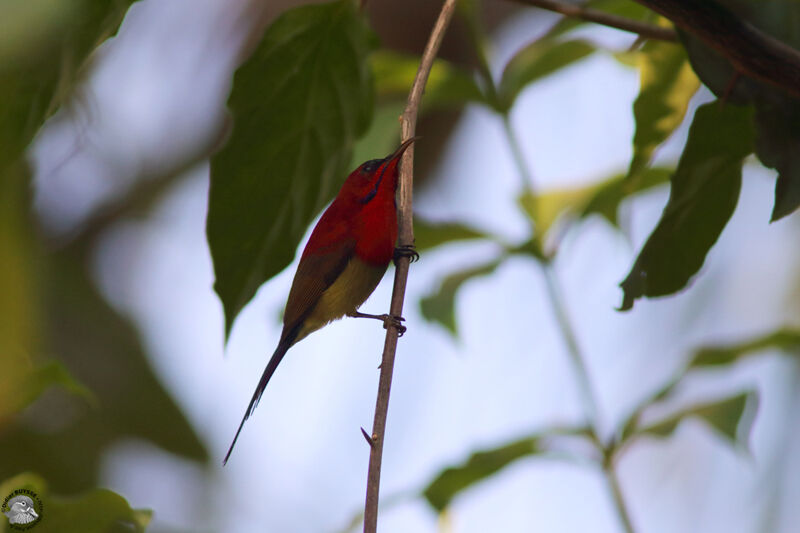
[223, 339, 292, 465]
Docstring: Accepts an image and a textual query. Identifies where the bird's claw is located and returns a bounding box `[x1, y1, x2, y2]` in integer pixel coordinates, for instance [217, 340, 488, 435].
[394, 244, 419, 264]
[382, 314, 406, 336]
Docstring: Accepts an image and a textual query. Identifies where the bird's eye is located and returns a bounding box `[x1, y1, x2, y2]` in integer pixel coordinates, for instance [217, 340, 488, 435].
[361, 159, 382, 174]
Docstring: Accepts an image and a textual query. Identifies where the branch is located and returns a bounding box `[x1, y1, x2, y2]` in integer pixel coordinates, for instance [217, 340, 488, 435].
[635, 0, 800, 98]
[508, 0, 677, 42]
[362, 0, 458, 531]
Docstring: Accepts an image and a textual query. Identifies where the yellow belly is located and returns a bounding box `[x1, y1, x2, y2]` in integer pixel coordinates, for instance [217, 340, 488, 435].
[294, 257, 387, 343]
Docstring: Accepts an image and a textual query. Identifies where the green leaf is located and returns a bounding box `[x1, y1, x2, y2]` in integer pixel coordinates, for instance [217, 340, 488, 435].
[0, 249, 208, 493]
[627, 39, 700, 179]
[423, 436, 540, 511]
[546, 0, 654, 38]
[420, 259, 502, 336]
[518, 167, 671, 235]
[370, 50, 485, 108]
[679, 14, 800, 221]
[207, 0, 375, 338]
[619, 102, 754, 310]
[0, 473, 151, 533]
[0, 361, 94, 420]
[638, 391, 758, 450]
[0, 162, 40, 420]
[0, 0, 138, 171]
[497, 39, 595, 112]
[414, 218, 490, 251]
[350, 102, 404, 170]
[581, 167, 672, 226]
[753, 96, 800, 221]
[690, 329, 800, 367]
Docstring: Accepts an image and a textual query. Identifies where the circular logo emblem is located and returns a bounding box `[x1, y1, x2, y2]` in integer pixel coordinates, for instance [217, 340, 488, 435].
[2, 489, 43, 530]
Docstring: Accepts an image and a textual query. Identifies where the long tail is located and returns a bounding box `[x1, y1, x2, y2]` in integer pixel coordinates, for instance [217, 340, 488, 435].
[223, 339, 292, 465]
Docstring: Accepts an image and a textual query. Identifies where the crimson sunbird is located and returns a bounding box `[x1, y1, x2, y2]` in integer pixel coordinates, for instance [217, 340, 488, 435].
[224, 138, 418, 464]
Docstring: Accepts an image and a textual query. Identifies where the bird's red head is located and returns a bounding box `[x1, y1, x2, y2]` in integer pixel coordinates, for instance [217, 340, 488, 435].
[339, 137, 418, 205]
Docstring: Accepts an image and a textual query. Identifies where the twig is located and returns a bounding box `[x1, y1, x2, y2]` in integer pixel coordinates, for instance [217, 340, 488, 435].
[362, 1, 459, 532]
[635, 0, 800, 98]
[500, 106, 636, 533]
[508, 0, 677, 42]
[607, 460, 636, 533]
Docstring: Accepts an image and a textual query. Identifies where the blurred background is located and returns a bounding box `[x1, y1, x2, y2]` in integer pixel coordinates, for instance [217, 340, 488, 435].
[3, 0, 800, 532]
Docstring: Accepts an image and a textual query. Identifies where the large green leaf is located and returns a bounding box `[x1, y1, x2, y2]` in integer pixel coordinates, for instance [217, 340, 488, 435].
[619, 102, 754, 310]
[627, 39, 700, 179]
[371, 50, 485, 108]
[678, 2, 800, 221]
[496, 39, 595, 112]
[0, 0, 138, 171]
[207, 0, 375, 337]
[689, 329, 800, 367]
[0, 473, 150, 533]
[637, 391, 758, 450]
[423, 436, 540, 512]
[420, 259, 502, 336]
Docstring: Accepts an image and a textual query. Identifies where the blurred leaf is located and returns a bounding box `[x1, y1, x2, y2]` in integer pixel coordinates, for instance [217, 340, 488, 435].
[619, 373, 681, 442]
[370, 50, 485, 108]
[638, 391, 757, 450]
[350, 102, 404, 170]
[0, 163, 40, 421]
[0, 0, 138, 170]
[690, 329, 800, 367]
[519, 183, 600, 238]
[207, 0, 375, 338]
[497, 39, 595, 112]
[546, 0, 654, 38]
[619, 102, 754, 311]
[0, 362, 94, 421]
[679, 7, 800, 221]
[0, 472, 150, 533]
[627, 39, 700, 179]
[753, 95, 800, 221]
[0, 249, 207, 493]
[414, 218, 491, 251]
[518, 167, 671, 236]
[420, 259, 502, 336]
[581, 167, 672, 226]
[423, 436, 540, 511]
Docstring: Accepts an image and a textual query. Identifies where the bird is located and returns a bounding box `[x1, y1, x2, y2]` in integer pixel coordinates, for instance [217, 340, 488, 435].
[224, 137, 419, 465]
[4, 495, 38, 525]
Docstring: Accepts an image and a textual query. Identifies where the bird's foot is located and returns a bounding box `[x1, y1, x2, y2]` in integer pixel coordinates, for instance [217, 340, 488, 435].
[348, 311, 407, 336]
[394, 244, 419, 264]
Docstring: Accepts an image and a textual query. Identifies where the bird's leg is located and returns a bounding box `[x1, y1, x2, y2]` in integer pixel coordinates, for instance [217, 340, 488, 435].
[394, 244, 419, 264]
[347, 311, 407, 336]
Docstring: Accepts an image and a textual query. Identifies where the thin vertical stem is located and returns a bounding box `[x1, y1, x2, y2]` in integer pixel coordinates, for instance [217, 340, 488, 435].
[502, 114, 535, 197]
[541, 265, 601, 433]
[607, 462, 636, 533]
[362, 1, 459, 531]
[501, 113, 636, 533]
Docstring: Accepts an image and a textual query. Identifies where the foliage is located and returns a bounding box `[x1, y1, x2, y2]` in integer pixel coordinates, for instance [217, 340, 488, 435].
[7, 0, 800, 530]
[207, 0, 376, 338]
[0, 473, 150, 533]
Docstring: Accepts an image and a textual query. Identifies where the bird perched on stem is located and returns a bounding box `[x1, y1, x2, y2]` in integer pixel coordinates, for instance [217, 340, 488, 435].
[224, 138, 419, 464]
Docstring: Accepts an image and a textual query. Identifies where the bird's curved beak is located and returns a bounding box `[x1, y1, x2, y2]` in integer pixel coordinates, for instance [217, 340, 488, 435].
[385, 136, 420, 164]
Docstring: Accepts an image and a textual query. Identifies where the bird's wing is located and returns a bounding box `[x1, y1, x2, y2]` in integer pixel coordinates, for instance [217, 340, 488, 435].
[280, 236, 356, 344]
